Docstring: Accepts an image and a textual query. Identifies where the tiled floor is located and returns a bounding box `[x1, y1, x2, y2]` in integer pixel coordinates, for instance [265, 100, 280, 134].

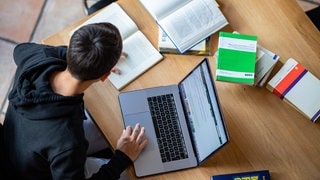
[0, 0, 319, 123]
[298, 0, 320, 11]
[0, 0, 85, 122]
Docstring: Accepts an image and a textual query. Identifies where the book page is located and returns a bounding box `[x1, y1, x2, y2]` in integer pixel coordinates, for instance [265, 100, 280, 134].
[108, 31, 163, 90]
[158, 0, 227, 53]
[139, 0, 190, 20]
[70, 3, 137, 40]
[158, 28, 206, 51]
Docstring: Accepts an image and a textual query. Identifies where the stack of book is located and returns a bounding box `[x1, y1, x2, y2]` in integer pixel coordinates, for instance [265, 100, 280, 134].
[215, 31, 279, 86]
[139, 0, 228, 54]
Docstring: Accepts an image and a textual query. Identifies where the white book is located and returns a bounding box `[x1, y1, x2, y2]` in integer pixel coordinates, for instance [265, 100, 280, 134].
[267, 58, 320, 122]
[254, 45, 279, 87]
[71, 3, 163, 90]
[139, 0, 228, 53]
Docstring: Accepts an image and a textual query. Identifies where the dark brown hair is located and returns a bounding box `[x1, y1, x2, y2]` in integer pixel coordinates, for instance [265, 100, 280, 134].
[67, 22, 122, 81]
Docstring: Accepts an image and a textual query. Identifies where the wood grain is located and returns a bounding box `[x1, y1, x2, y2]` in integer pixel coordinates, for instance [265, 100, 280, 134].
[43, 0, 320, 179]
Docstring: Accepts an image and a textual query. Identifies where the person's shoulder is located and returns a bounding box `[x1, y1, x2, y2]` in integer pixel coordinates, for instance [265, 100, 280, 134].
[15, 43, 64, 51]
[14, 43, 66, 57]
[13, 42, 46, 54]
[43, 45, 67, 59]
[15, 42, 42, 48]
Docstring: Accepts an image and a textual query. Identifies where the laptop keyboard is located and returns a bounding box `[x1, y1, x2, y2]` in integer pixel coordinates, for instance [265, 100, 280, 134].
[147, 94, 189, 163]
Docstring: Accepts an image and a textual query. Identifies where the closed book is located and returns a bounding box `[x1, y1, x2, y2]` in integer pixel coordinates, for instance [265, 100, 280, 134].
[230, 31, 279, 87]
[254, 45, 279, 87]
[267, 58, 320, 122]
[211, 170, 270, 180]
[216, 32, 258, 85]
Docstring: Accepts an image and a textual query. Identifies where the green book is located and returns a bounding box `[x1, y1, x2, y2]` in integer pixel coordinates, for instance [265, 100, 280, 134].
[216, 32, 257, 84]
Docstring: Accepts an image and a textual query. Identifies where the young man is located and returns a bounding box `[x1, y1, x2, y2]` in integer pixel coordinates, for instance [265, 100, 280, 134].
[1, 22, 148, 179]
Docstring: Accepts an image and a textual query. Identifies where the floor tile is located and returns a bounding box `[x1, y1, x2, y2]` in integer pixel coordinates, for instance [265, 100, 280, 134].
[297, 1, 319, 11]
[31, 0, 85, 43]
[0, 40, 16, 95]
[0, 0, 86, 121]
[0, 0, 45, 43]
[0, 40, 16, 120]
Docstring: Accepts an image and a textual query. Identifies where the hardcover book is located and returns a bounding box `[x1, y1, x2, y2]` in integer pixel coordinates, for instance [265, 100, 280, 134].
[216, 32, 258, 85]
[254, 45, 280, 87]
[139, 0, 228, 53]
[70, 3, 163, 90]
[211, 170, 270, 180]
[267, 58, 320, 122]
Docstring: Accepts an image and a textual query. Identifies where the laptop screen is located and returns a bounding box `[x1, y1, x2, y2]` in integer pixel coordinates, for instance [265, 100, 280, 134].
[178, 58, 229, 162]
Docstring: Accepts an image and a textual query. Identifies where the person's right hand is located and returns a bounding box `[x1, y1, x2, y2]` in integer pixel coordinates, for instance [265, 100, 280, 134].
[116, 123, 148, 161]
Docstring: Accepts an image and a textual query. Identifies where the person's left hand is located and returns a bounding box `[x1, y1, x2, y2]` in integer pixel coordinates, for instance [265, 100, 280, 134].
[111, 67, 121, 75]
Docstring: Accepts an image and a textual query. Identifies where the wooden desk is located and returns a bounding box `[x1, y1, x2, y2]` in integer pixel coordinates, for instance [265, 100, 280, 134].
[43, 0, 320, 179]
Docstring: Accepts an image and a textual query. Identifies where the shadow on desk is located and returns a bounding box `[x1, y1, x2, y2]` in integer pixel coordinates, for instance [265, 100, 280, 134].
[306, 6, 320, 30]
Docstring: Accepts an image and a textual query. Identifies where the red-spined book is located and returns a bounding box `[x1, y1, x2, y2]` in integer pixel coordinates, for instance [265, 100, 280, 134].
[267, 58, 320, 122]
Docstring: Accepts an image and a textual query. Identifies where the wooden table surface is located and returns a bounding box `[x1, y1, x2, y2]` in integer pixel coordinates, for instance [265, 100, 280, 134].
[43, 0, 320, 179]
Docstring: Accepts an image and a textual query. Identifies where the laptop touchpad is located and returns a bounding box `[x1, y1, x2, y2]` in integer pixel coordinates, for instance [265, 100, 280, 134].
[119, 91, 149, 115]
[123, 112, 156, 151]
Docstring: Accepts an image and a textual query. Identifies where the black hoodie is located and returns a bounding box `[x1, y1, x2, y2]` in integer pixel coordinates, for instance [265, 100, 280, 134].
[2, 43, 132, 180]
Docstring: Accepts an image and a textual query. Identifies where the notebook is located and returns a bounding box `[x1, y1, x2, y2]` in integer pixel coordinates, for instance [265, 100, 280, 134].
[118, 58, 229, 177]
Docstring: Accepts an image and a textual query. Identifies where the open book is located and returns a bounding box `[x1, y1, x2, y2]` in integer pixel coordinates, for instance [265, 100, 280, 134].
[71, 3, 163, 90]
[158, 27, 210, 55]
[139, 0, 228, 53]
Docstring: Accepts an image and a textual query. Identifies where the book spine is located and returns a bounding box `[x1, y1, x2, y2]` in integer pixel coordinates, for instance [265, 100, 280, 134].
[272, 63, 307, 99]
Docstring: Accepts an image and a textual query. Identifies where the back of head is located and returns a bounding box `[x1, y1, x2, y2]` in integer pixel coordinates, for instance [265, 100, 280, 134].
[67, 22, 122, 81]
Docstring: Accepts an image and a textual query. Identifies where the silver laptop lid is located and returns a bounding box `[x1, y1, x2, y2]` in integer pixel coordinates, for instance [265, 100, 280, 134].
[178, 58, 229, 163]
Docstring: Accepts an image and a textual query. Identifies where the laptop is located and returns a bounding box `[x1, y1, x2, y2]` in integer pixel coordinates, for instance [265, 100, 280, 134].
[118, 58, 229, 177]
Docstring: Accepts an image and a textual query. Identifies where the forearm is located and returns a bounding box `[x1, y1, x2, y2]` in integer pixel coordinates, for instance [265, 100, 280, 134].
[89, 150, 132, 180]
